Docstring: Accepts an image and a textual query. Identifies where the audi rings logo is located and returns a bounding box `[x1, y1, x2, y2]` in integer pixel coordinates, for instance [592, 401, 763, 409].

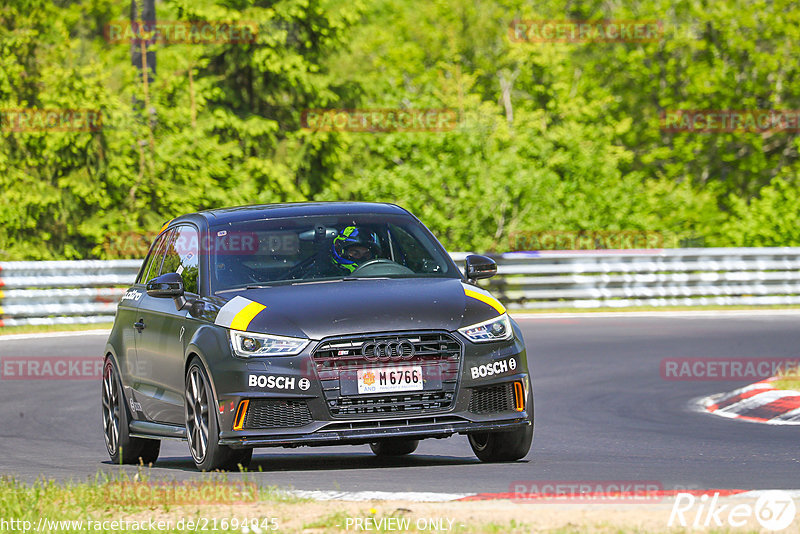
[362, 340, 415, 361]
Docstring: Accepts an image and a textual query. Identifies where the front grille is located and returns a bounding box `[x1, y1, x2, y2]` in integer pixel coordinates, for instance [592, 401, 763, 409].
[469, 383, 515, 414]
[331, 391, 454, 416]
[313, 332, 461, 371]
[244, 399, 312, 429]
[312, 331, 462, 418]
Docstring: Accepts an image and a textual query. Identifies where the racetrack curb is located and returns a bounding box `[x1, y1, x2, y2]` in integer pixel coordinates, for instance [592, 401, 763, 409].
[288, 489, 800, 502]
[700, 378, 800, 424]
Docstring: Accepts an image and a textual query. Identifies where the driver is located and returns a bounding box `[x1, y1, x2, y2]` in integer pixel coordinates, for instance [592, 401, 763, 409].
[331, 226, 382, 273]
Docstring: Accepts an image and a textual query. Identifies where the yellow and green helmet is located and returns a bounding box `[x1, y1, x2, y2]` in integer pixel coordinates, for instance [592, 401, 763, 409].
[331, 226, 382, 272]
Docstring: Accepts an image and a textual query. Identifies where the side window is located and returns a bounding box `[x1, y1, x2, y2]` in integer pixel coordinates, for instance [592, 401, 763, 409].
[161, 226, 200, 294]
[389, 225, 442, 273]
[137, 230, 172, 284]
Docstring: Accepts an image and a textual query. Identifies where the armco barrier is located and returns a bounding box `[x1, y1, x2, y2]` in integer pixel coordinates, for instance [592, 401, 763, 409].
[0, 260, 140, 327]
[2, 248, 800, 326]
[466, 248, 800, 309]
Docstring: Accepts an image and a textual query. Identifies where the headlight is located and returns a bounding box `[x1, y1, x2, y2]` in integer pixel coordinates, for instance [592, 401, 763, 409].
[229, 330, 310, 357]
[458, 314, 514, 343]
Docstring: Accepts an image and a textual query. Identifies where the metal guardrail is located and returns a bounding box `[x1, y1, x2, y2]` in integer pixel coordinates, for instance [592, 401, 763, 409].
[3, 248, 800, 326]
[0, 260, 140, 326]
[457, 248, 800, 310]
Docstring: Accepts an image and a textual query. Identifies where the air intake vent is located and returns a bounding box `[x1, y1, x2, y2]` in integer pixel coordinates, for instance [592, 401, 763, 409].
[469, 383, 515, 414]
[244, 399, 312, 429]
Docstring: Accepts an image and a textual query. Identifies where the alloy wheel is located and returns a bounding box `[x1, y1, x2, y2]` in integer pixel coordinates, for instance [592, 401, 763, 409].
[101, 364, 120, 454]
[186, 367, 210, 463]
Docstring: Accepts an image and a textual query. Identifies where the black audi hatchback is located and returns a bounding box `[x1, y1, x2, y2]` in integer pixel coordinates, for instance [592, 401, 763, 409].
[101, 202, 533, 471]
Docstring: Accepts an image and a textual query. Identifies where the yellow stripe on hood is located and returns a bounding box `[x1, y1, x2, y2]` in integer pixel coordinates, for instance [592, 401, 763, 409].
[462, 283, 506, 314]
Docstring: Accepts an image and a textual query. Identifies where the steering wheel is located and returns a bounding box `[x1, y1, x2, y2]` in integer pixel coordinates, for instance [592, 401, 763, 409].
[352, 259, 396, 270]
[216, 261, 262, 288]
[351, 258, 414, 275]
[284, 256, 317, 280]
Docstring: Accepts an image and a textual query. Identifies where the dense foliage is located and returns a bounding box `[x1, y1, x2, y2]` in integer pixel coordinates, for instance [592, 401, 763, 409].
[1, 0, 798, 259]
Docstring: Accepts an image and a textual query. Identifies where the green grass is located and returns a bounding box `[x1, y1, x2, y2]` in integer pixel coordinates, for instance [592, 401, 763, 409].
[0, 474, 755, 533]
[0, 470, 292, 533]
[772, 373, 800, 392]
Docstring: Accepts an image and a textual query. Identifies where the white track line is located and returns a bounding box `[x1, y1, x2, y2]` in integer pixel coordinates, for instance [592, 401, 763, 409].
[0, 329, 111, 341]
[513, 310, 800, 319]
[716, 390, 791, 415]
[773, 406, 800, 422]
[288, 490, 474, 502]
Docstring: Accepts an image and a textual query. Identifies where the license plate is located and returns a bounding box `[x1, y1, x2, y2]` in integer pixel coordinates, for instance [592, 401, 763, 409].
[357, 366, 423, 394]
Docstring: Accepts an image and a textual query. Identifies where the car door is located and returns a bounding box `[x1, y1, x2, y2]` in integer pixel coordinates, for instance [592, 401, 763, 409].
[114, 256, 155, 392]
[126, 229, 170, 408]
[133, 225, 200, 425]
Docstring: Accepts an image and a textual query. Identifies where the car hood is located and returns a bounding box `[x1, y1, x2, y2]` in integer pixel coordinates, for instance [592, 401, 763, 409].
[212, 277, 505, 340]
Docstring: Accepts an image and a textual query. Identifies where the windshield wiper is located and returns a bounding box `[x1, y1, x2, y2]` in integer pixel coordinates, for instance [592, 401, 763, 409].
[291, 278, 347, 285]
[217, 277, 388, 293]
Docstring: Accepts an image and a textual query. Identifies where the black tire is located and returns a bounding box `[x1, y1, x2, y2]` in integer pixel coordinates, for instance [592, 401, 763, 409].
[468, 424, 532, 462]
[185, 359, 252, 471]
[102, 358, 161, 465]
[230, 448, 254, 469]
[369, 439, 419, 456]
[468, 385, 534, 462]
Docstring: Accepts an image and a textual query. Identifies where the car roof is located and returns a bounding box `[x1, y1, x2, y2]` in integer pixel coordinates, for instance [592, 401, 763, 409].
[168, 202, 411, 228]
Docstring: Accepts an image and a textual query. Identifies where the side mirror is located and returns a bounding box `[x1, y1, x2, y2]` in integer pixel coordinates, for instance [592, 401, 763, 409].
[465, 254, 497, 281]
[147, 272, 188, 311]
[146, 272, 185, 298]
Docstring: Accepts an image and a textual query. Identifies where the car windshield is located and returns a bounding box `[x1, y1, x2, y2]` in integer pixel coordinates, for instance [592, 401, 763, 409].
[210, 213, 459, 293]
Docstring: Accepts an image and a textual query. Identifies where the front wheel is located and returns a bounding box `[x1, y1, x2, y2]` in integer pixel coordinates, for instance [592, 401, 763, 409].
[468, 424, 532, 462]
[101, 358, 160, 465]
[369, 439, 419, 456]
[185, 359, 252, 471]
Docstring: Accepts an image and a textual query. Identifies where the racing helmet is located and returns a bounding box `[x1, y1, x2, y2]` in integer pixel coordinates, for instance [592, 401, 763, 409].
[331, 226, 381, 272]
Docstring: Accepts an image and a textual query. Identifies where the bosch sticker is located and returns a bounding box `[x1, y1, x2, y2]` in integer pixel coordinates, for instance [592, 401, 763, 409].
[248, 374, 299, 390]
[470, 357, 517, 380]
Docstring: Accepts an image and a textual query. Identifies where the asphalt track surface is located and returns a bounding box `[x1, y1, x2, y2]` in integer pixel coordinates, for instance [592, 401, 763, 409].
[1, 314, 798, 493]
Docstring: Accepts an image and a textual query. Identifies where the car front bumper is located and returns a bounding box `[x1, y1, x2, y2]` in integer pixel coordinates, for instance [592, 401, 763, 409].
[209, 326, 533, 449]
[218, 413, 532, 448]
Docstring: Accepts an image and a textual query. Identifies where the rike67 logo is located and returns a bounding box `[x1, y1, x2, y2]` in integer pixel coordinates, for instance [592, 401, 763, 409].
[669, 491, 797, 531]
